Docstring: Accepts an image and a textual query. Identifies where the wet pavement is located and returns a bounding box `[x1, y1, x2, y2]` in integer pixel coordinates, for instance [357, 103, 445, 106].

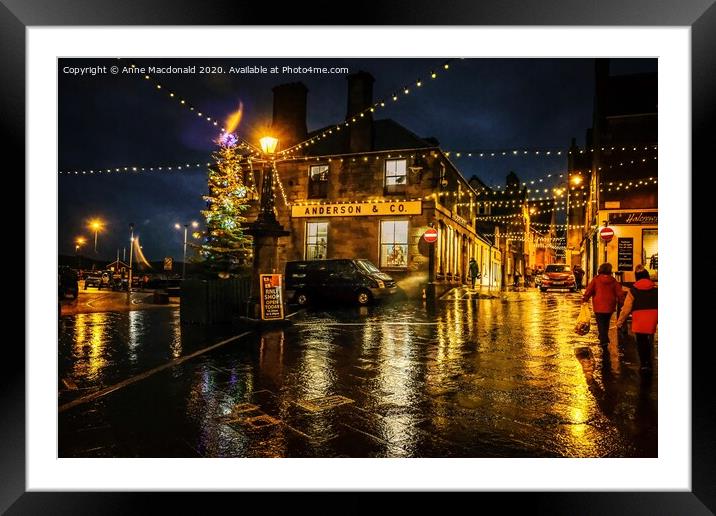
[58, 287, 657, 457]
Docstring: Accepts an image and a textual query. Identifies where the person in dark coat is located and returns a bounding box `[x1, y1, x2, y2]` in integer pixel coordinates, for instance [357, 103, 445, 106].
[572, 264, 585, 289]
[468, 258, 480, 289]
[617, 268, 658, 369]
[582, 263, 625, 345]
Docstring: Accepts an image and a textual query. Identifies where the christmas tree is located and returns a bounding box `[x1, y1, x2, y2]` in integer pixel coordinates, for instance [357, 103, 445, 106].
[199, 132, 253, 275]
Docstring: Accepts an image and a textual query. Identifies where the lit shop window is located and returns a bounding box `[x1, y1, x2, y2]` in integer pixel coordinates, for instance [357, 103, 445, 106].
[380, 220, 408, 268]
[384, 159, 407, 194]
[308, 164, 329, 198]
[642, 229, 658, 271]
[305, 222, 328, 260]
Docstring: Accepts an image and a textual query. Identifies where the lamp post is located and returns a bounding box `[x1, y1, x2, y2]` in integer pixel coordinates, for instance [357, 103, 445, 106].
[245, 135, 290, 320]
[127, 223, 134, 302]
[175, 221, 199, 279]
[564, 173, 583, 265]
[88, 218, 104, 254]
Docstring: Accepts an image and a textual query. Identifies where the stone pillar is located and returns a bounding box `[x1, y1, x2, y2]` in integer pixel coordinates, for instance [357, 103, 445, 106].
[246, 226, 289, 320]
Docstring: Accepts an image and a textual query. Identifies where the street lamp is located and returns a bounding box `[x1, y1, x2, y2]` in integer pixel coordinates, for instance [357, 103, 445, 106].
[256, 135, 280, 225]
[175, 221, 199, 279]
[245, 134, 290, 320]
[127, 223, 134, 302]
[87, 218, 104, 253]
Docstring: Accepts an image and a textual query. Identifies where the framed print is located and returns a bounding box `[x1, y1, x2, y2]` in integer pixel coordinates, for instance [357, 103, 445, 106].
[4, 0, 714, 512]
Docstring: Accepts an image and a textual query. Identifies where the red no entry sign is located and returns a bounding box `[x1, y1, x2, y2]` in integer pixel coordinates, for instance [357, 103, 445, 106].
[423, 228, 438, 244]
[600, 227, 615, 242]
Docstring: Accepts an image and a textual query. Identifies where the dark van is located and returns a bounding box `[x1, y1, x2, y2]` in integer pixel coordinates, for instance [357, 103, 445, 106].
[285, 259, 398, 306]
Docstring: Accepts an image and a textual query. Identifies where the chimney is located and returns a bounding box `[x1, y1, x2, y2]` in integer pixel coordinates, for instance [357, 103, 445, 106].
[272, 82, 308, 150]
[346, 71, 374, 153]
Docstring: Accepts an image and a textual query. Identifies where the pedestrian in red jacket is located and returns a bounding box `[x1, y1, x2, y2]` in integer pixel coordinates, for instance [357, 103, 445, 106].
[582, 263, 625, 345]
[617, 268, 658, 369]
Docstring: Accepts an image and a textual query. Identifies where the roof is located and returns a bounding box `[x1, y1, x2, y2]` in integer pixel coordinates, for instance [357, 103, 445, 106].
[304, 118, 437, 156]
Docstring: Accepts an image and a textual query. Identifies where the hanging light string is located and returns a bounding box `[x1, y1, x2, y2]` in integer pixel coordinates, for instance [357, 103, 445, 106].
[600, 177, 657, 192]
[530, 221, 585, 229]
[120, 61, 262, 154]
[59, 162, 212, 175]
[278, 60, 455, 157]
[58, 148, 260, 176]
[474, 200, 588, 221]
[443, 144, 657, 159]
[598, 156, 658, 169]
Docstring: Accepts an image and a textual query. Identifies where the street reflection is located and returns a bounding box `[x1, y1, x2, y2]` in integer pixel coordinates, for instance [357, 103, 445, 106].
[72, 312, 109, 384]
[60, 291, 657, 458]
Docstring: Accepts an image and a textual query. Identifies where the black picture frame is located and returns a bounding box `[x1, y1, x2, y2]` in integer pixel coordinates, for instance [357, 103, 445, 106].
[5, 0, 712, 512]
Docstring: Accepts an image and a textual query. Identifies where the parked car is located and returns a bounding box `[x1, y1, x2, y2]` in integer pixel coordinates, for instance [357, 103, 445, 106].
[285, 258, 398, 306]
[539, 264, 577, 292]
[84, 271, 110, 290]
[58, 266, 79, 299]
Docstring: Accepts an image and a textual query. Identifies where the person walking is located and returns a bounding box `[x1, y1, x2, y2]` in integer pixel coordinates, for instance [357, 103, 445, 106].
[573, 264, 585, 290]
[616, 268, 658, 370]
[468, 258, 480, 289]
[524, 265, 533, 287]
[582, 263, 625, 346]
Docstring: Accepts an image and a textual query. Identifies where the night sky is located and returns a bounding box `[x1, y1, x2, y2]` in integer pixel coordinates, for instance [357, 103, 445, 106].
[58, 57, 656, 261]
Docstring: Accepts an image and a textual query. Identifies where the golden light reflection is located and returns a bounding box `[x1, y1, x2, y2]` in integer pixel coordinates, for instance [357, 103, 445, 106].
[374, 319, 420, 452]
[127, 310, 143, 363]
[73, 312, 109, 382]
[259, 330, 285, 386]
[170, 310, 182, 359]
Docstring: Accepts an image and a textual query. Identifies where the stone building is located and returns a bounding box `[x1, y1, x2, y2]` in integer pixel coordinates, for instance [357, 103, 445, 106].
[244, 72, 501, 297]
[569, 59, 658, 283]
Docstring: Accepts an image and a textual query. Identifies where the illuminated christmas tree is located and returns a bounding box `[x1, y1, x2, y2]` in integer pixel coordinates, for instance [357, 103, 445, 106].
[199, 132, 253, 275]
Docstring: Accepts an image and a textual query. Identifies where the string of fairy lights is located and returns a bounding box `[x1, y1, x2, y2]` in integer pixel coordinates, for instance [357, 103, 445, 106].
[62, 60, 655, 257]
[119, 61, 262, 154]
[443, 144, 657, 159]
[58, 162, 212, 175]
[277, 61, 456, 156]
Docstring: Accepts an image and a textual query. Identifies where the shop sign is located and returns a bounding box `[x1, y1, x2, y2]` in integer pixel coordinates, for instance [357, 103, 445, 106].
[163, 257, 173, 271]
[260, 274, 284, 321]
[608, 211, 658, 225]
[618, 237, 634, 272]
[291, 200, 422, 218]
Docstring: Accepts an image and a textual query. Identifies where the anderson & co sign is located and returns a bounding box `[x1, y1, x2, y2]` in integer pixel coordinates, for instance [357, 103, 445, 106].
[607, 211, 658, 225]
[291, 200, 422, 218]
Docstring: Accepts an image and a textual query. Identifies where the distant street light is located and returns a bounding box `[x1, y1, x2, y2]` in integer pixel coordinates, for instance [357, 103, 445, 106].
[175, 221, 199, 279]
[87, 218, 104, 253]
[75, 236, 86, 268]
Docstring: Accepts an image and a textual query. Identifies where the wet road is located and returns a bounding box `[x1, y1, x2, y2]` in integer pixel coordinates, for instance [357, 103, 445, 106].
[58, 288, 657, 457]
[60, 287, 179, 316]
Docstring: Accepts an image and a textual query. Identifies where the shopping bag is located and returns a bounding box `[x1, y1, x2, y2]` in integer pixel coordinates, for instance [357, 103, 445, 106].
[574, 303, 591, 335]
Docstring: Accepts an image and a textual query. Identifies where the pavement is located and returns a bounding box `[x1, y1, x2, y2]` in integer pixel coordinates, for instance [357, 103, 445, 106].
[58, 287, 657, 458]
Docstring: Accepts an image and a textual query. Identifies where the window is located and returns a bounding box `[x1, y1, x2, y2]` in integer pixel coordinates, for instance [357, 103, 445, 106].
[384, 159, 407, 194]
[642, 229, 658, 270]
[380, 220, 409, 268]
[308, 164, 329, 198]
[305, 222, 328, 260]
